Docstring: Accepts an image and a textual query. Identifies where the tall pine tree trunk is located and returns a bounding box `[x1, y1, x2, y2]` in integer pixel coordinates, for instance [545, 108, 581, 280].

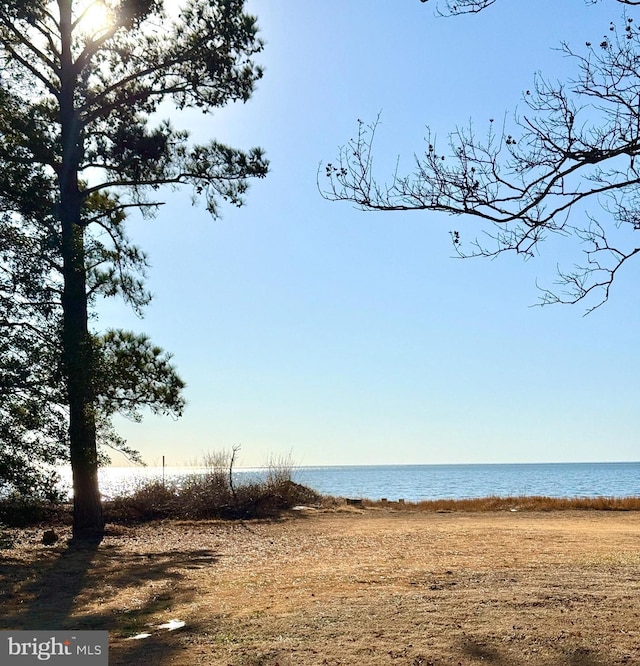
[60, 222, 104, 539]
[59, 0, 104, 540]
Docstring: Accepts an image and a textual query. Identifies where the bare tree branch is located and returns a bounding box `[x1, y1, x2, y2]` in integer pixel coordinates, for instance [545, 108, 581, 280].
[324, 10, 640, 312]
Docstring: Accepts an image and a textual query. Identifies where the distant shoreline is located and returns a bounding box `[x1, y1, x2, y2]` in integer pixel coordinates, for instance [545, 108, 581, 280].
[98, 460, 640, 469]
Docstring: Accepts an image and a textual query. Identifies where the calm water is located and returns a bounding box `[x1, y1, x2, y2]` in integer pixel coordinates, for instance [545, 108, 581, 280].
[85, 462, 640, 502]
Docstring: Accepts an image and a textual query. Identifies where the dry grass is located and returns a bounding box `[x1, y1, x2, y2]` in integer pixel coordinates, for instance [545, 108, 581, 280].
[2, 506, 640, 665]
[363, 494, 640, 512]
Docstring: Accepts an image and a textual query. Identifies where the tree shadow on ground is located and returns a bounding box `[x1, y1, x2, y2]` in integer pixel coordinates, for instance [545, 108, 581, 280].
[460, 638, 508, 665]
[1, 534, 105, 630]
[0, 526, 221, 665]
[459, 636, 611, 666]
[562, 648, 609, 666]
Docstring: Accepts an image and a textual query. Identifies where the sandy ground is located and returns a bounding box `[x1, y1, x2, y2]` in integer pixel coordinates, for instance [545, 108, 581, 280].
[2, 508, 640, 665]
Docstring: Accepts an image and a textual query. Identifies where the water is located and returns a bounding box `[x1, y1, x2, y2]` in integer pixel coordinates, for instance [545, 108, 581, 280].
[293, 463, 640, 502]
[83, 462, 640, 503]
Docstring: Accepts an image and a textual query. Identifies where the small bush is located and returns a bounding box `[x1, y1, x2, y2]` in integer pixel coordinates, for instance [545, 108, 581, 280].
[105, 450, 322, 523]
[106, 480, 179, 522]
[0, 493, 65, 527]
[178, 472, 235, 519]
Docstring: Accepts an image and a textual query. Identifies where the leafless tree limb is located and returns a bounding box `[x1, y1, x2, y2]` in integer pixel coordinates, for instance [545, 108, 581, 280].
[323, 10, 640, 312]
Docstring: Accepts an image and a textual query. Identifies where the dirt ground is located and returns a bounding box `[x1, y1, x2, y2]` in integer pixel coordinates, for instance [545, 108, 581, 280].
[2, 507, 640, 665]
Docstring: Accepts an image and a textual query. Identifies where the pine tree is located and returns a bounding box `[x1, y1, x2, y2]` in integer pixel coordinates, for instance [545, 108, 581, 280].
[0, 0, 268, 538]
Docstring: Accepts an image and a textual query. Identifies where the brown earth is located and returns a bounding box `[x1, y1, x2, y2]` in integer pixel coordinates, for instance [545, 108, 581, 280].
[2, 507, 640, 665]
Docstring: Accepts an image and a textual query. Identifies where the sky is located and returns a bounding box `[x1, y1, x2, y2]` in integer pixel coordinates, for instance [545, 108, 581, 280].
[99, 0, 640, 468]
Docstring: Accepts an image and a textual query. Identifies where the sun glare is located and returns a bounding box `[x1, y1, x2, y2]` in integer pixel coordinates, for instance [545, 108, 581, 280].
[77, 1, 111, 36]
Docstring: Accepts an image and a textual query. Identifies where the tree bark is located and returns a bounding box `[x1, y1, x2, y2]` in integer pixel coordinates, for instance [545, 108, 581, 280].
[62, 223, 104, 540]
[58, 0, 104, 540]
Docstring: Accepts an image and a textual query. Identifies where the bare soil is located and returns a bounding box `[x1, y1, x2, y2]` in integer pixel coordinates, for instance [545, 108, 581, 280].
[2, 507, 640, 665]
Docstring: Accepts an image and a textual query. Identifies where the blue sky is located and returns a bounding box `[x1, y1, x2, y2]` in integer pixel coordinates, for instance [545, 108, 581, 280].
[100, 0, 640, 468]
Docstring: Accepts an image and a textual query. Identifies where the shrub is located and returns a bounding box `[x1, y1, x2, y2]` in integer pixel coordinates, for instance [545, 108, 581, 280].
[0, 492, 65, 527]
[105, 449, 322, 523]
[105, 480, 178, 522]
